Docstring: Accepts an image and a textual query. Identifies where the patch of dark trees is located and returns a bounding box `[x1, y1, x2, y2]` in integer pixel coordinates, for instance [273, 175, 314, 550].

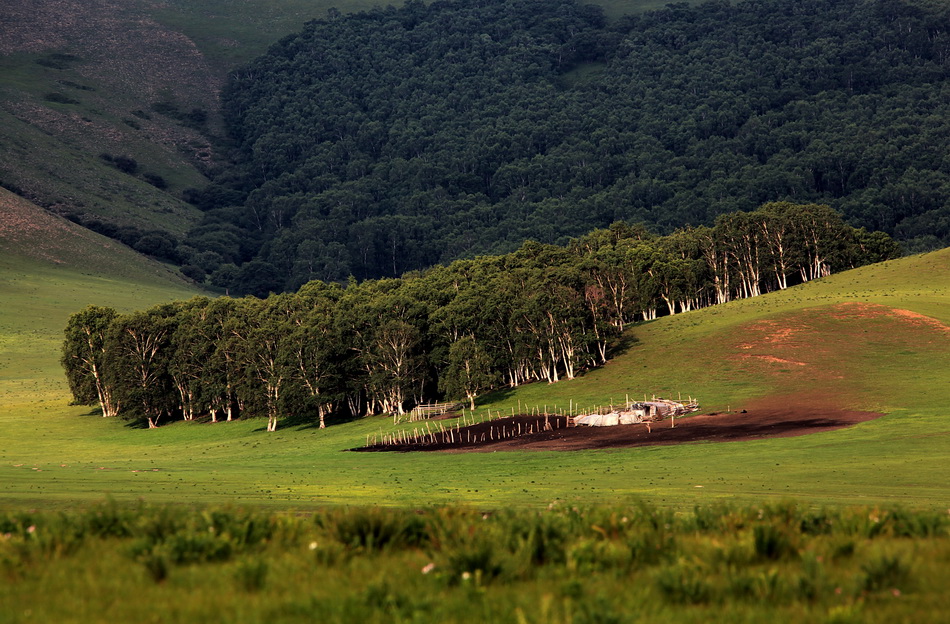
[62, 211, 184, 267]
[62, 202, 898, 431]
[150, 101, 209, 131]
[167, 0, 950, 296]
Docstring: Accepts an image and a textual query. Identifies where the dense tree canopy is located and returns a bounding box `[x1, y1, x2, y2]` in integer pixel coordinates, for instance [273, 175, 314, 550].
[64, 205, 898, 429]
[177, 0, 949, 294]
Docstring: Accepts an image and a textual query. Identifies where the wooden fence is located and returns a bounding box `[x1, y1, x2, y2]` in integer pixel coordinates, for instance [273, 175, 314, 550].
[401, 402, 464, 423]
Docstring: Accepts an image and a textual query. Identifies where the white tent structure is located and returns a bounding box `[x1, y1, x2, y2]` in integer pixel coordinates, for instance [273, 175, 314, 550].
[573, 398, 699, 427]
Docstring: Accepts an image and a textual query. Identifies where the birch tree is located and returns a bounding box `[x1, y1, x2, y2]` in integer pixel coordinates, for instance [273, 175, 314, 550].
[243, 295, 295, 432]
[108, 307, 176, 428]
[291, 282, 344, 428]
[439, 335, 497, 410]
[61, 305, 121, 418]
[716, 211, 763, 299]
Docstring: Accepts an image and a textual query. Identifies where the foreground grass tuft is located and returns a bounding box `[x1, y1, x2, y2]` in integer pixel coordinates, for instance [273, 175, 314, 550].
[0, 501, 946, 621]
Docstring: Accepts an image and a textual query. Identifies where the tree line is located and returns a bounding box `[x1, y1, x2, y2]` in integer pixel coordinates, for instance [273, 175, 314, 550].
[63, 203, 898, 430]
[170, 0, 948, 295]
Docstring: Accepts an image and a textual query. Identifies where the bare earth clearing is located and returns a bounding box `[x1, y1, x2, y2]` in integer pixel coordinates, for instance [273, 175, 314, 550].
[355, 396, 881, 453]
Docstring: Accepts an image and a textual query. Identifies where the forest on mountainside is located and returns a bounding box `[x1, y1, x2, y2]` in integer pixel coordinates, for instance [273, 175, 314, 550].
[63, 202, 898, 429]
[172, 0, 950, 295]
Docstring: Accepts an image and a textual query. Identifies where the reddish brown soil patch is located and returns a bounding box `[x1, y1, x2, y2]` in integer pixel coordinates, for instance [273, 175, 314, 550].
[352, 398, 880, 453]
[834, 302, 950, 334]
[726, 302, 950, 396]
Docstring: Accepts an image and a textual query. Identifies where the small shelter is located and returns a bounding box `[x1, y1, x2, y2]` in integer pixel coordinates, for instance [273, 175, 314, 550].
[573, 397, 699, 427]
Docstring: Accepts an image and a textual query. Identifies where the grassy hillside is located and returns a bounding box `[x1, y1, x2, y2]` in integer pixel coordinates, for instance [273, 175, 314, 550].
[0, 189, 200, 405]
[0, 0, 367, 235]
[0, 1, 216, 233]
[1, 241, 947, 511]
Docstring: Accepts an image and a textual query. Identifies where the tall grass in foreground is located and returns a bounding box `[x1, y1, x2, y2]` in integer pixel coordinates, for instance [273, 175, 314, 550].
[1, 501, 947, 623]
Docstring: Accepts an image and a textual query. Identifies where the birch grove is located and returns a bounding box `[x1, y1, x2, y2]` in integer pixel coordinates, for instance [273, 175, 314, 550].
[63, 204, 897, 428]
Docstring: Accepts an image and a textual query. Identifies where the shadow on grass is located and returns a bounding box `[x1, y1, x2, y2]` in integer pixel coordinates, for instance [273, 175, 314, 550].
[76, 406, 148, 430]
[290, 410, 367, 431]
[609, 330, 641, 359]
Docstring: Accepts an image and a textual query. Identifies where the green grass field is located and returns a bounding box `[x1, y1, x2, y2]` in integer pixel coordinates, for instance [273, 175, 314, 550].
[2, 189, 948, 623]
[2, 186, 948, 512]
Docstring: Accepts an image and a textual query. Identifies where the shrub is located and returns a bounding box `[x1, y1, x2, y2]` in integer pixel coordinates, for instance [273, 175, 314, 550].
[628, 527, 676, 567]
[142, 552, 169, 583]
[201, 509, 275, 548]
[690, 503, 741, 532]
[133, 232, 179, 261]
[861, 553, 911, 593]
[442, 538, 506, 584]
[653, 562, 713, 604]
[235, 557, 268, 592]
[43, 92, 79, 105]
[753, 523, 797, 561]
[799, 509, 836, 535]
[86, 499, 136, 538]
[35, 53, 80, 69]
[180, 264, 206, 282]
[322, 507, 428, 552]
[830, 539, 856, 561]
[143, 173, 167, 189]
[112, 156, 139, 174]
[162, 531, 234, 565]
[567, 538, 633, 575]
[888, 508, 947, 538]
[135, 506, 187, 543]
[506, 511, 570, 566]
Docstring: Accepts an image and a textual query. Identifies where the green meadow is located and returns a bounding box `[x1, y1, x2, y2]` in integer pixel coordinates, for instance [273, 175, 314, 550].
[2, 193, 949, 621]
[2, 186, 948, 511]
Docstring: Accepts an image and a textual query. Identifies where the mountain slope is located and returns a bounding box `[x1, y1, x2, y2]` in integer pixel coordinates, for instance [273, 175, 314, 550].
[0, 187, 194, 282]
[0, 0, 217, 233]
[197, 0, 950, 291]
[0, 0, 399, 240]
[0, 0, 700, 282]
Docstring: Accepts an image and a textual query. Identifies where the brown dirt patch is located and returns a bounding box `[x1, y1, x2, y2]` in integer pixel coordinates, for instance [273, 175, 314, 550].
[828, 302, 949, 332]
[742, 355, 807, 366]
[726, 302, 950, 393]
[353, 398, 880, 453]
